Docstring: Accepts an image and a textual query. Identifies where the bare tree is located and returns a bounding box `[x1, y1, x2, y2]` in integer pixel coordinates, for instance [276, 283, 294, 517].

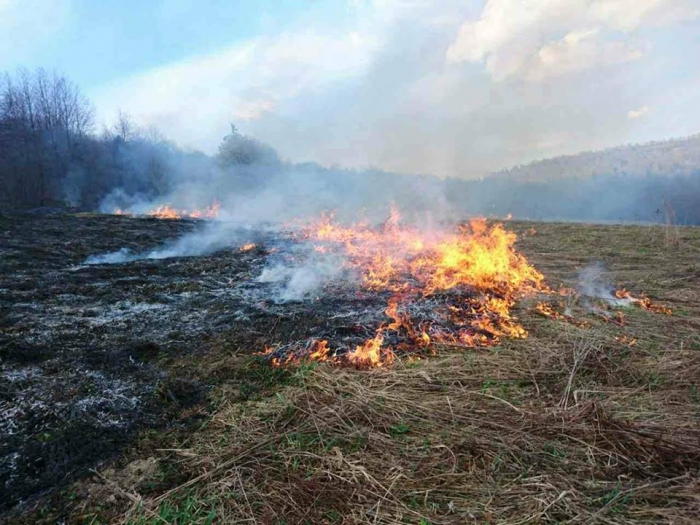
[113, 110, 137, 141]
[0, 68, 94, 206]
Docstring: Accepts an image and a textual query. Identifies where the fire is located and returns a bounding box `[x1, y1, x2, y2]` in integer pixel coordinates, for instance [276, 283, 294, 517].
[262, 210, 548, 368]
[347, 334, 394, 368]
[239, 243, 257, 252]
[147, 201, 220, 220]
[112, 201, 220, 220]
[257, 211, 672, 369]
[300, 212, 544, 295]
[615, 288, 672, 315]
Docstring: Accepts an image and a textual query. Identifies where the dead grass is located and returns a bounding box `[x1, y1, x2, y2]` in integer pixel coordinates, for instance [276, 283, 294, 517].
[111, 343, 700, 524]
[18, 221, 700, 524]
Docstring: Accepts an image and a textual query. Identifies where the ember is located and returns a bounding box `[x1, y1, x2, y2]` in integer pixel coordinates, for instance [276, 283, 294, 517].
[239, 242, 257, 252]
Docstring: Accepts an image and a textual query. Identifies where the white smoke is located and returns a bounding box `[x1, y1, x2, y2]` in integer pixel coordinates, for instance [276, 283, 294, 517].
[85, 247, 135, 265]
[576, 262, 632, 307]
[257, 252, 349, 303]
[84, 221, 261, 265]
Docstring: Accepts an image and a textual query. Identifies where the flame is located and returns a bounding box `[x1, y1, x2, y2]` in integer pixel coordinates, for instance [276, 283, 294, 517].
[147, 201, 220, 220]
[264, 212, 548, 368]
[261, 212, 670, 369]
[239, 243, 257, 252]
[615, 288, 672, 315]
[112, 201, 220, 219]
[301, 213, 544, 296]
[346, 334, 394, 368]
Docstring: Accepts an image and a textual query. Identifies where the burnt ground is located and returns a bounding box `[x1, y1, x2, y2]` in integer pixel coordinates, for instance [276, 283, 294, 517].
[1, 212, 404, 513]
[1, 214, 207, 509]
[2, 214, 700, 524]
[0, 214, 304, 510]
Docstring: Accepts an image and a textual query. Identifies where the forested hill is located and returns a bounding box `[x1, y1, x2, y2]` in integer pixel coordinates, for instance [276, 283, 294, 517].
[491, 134, 700, 182]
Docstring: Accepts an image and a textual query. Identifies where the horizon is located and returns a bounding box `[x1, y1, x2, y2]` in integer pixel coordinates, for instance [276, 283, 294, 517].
[2, 0, 699, 178]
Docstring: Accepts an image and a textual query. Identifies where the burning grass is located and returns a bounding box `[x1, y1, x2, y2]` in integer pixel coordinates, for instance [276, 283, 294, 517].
[112, 201, 221, 220]
[260, 214, 671, 372]
[261, 214, 547, 368]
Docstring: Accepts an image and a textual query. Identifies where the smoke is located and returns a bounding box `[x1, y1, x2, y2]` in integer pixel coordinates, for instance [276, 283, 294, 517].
[85, 221, 262, 265]
[576, 262, 632, 307]
[257, 252, 349, 303]
[85, 247, 135, 265]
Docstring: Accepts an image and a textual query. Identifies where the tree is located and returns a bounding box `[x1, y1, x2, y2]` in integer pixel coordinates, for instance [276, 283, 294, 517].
[217, 124, 280, 167]
[0, 68, 94, 206]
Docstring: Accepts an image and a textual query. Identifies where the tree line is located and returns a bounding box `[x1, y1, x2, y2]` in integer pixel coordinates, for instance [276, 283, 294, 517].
[1, 68, 700, 224]
[0, 69, 276, 210]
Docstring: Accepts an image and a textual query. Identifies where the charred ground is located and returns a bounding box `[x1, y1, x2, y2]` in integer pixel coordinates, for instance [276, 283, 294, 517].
[2, 214, 700, 524]
[1, 213, 314, 510]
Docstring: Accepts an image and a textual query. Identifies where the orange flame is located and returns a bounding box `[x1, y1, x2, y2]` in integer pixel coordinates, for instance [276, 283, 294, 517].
[147, 201, 220, 220]
[112, 201, 220, 219]
[239, 243, 257, 252]
[346, 334, 394, 368]
[615, 288, 672, 315]
[265, 212, 548, 368]
[262, 213, 669, 369]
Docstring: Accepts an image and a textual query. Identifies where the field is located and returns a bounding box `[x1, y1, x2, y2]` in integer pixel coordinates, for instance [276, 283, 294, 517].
[2, 213, 700, 524]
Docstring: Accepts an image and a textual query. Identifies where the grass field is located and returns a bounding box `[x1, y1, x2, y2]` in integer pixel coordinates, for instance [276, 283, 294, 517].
[9, 220, 700, 524]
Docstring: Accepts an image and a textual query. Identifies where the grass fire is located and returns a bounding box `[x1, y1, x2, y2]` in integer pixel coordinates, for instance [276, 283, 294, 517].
[2, 209, 697, 525]
[112, 201, 221, 220]
[3, 3, 700, 524]
[259, 213, 546, 368]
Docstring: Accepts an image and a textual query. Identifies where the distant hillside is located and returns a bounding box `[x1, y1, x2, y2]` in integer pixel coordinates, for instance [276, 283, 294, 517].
[491, 134, 700, 182]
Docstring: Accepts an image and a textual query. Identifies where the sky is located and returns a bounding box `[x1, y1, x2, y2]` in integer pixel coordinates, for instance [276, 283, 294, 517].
[1, 0, 699, 178]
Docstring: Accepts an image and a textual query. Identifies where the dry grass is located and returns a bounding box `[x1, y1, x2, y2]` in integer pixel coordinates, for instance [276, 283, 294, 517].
[21, 221, 700, 524]
[112, 340, 700, 524]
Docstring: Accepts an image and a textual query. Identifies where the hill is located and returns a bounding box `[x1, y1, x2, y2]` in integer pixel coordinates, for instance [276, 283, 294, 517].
[492, 134, 700, 183]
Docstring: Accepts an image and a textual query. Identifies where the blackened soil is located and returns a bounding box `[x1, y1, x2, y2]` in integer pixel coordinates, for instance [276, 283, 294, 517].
[0, 213, 290, 511]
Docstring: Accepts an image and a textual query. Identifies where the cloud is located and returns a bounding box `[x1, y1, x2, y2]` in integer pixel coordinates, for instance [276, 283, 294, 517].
[628, 105, 650, 119]
[0, 0, 71, 65]
[528, 28, 644, 81]
[90, 1, 700, 178]
[446, 0, 697, 81]
[591, 0, 699, 31]
[93, 30, 379, 152]
[234, 99, 276, 121]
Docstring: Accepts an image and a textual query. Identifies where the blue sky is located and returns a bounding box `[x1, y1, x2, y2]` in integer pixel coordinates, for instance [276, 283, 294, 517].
[2, 1, 339, 86]
[2, 0, 699, 177]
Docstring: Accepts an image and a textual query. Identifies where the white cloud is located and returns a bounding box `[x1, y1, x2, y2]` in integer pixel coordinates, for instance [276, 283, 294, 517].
[93, 31, 379, 151]
[591, 0, 699, 31]
[528, 28, 644, 81]
[87, 1, 700, 178]
[0, 0, 71, 64]
[628, 105, 650, 119]
[234, 99, 275, 121]
[446, 0, 697, 81]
